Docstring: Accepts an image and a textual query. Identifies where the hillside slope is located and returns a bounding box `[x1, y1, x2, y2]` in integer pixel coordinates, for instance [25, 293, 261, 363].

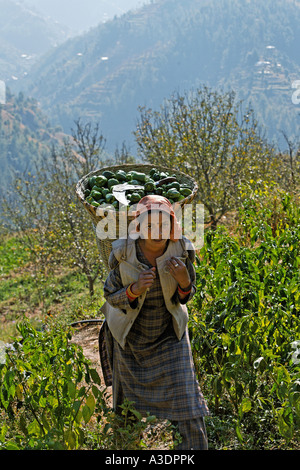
[0, 90, 66, 197]
[17, 0, 152, 34]
[0, 0, 70, 83]
[11, 0, 300, 150]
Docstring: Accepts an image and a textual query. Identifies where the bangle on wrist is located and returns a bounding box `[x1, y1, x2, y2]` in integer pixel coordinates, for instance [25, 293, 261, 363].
[178, 283, 192, 295]
[126, 283, 139, 300]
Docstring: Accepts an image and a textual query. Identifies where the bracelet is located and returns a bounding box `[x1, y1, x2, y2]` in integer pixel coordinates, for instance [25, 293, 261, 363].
[126, 290, 137, 302]
[126, 292, 137, 302]
[126, 283, 139, 301]
[178, 283, 192, 295]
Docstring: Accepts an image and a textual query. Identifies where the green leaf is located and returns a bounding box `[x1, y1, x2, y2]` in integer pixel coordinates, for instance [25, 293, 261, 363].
[82, 393, 95, 424]
[0, 424, 8, 443]
[90, 368, 101, 385]
[241, 398, 252, 413]
[68, 380, 76, 399]
[64, 429, 77, 450]
[235, 424, 243, 443]
[27, 419, 43, 437]
[86, 392, 96, 412]
[131, 409, 142, 421]
[5, 440, 20, 450]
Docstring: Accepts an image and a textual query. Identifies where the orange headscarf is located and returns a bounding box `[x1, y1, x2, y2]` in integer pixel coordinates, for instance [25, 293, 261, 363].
[130, 195, 182, 242]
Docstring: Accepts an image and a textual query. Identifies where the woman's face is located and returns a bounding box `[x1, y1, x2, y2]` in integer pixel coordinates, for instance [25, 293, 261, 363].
[139, 210, 172, 244]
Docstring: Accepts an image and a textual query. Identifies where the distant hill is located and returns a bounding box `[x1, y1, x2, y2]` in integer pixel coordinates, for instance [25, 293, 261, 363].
[0, 0, 71, 83]
[10, 0, 300, 152]
[17, 0, 152, 34]
[0, 89, 66, 197]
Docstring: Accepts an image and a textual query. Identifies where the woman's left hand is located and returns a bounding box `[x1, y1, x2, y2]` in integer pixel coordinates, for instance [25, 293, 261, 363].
[165, 256, 191, 289]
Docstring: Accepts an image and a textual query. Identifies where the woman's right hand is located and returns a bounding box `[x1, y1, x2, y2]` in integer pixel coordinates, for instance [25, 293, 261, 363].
[131, 267, 156, 295]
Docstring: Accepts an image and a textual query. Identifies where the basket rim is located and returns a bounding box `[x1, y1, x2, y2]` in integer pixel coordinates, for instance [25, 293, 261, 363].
[76, 163, 198, 197]
[75, 163, 198, 222]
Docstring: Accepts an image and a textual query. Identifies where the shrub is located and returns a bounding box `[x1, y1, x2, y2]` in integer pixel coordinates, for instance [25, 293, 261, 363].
[190, 190, 300, 448]
[0, 321, 106, 449]
[0, 321, 176, 450]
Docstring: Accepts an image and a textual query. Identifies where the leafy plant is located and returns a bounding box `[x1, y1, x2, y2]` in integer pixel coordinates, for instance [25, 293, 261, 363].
[93, 399, 159, 450]
[0, 321, 103, 449]
[190, 190, 300, 448]
[0, 321, 176, 451]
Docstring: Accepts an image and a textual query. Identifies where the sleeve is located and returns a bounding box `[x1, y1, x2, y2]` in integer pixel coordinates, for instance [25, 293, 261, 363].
[103, 253, 138, 311]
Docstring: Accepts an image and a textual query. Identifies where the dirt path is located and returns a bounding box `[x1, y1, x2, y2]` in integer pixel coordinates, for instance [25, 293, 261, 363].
[71, 321, 112, 404]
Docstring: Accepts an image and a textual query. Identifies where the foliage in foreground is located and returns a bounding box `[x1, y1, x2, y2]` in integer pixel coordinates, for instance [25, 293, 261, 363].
[0, 321, 175, 450]
[191, 185, 300, 449]
[0, 183, 300, 450]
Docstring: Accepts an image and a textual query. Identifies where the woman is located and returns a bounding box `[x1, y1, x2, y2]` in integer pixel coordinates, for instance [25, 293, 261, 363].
[99, 195, 209, 450]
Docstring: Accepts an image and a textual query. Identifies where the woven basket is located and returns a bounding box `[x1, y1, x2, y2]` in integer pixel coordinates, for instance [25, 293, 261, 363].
[76, 163, 198, 267]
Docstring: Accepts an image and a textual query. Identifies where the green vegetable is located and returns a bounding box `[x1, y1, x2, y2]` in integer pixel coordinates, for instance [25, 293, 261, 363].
[94, 175, 107, 187]
[102, 170, 115, 179]
[88, 176, 97, 189]
[126, 171, 134, 181]
[180, 187, 192, 197]
[152, 172, 161, 181]
[84, 168, 193, 206]
[130, 192, 141, 203]
[86, 196, 94, 204]
[90, 189, 102, 201]
[107, 178, 119, 189]
[136, 189, 145, 197]
[115, 170, 127, 181]
[101, 187, 110, 197]
[90, 201, 100, 207]
[130, 171, 146, 182]
[144, 181, 155, 192]
[91, 185, 102, 193]
[166, 181, 180, 190]
[166, 188, 180, 200]
[105, 193, 115, 203]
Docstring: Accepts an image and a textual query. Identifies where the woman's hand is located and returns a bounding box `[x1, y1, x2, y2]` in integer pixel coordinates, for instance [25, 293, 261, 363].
[131, 267, 156, 295]
[165, 256, 191, 289]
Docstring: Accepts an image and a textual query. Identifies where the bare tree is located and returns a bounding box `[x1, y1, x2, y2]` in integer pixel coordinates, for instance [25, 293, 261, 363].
[135, 87, 275, 228]
[1, 121, 109, 297]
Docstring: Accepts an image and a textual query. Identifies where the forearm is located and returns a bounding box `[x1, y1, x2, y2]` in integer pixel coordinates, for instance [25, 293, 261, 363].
[104, 284, 132, 309]
[103, 265, 138, 310]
